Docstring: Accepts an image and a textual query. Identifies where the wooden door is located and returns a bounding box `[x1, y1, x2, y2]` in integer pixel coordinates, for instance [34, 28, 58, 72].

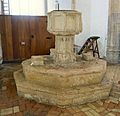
[0, 15, 55, 61]
[12, 16, 55, 60]
[29, 16, 55, 56]
[12, 16, 31, 60]
[0, 16, 13, 61]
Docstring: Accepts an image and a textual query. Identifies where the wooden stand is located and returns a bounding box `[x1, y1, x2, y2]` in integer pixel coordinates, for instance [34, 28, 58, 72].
[78, 36, 100, 58]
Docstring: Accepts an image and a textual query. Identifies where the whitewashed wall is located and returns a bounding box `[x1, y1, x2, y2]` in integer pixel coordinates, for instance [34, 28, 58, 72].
[75, 0, 91, 49]
[57, 0, 71, 10]
[48, 0, 71, 12]
[74, 0, 109, 57]
[10, 0, 46, 15]
[48, 0, 55, 12]
[90, 0, 109, 57]
[0, 0, 2, 14]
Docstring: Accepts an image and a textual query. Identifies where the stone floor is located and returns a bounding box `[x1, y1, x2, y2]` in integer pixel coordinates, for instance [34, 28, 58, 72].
[0, 63, 120, 116]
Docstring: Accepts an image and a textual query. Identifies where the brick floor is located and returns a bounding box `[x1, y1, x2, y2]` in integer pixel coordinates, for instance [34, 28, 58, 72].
[0, 63, 120, 116]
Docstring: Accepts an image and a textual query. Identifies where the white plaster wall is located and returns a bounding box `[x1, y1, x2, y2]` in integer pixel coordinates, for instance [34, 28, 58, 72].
[74, 0, 109, 58]
[75, 0, 91, 49]
[48, 0, 71, 12]
[48, 0, 55, 12]
[90, 0, 109, 57]
[0, 0, 2, 14]
[10, 0, 46, 15]
[57, 0, 71, 10]
[10, 0, 71, 15]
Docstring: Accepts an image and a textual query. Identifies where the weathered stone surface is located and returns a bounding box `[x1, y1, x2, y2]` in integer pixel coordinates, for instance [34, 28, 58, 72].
[110, 84, 120, 98]
[48, 10, 82, 64]
[31, 55, 54, 66]
[82, 52, 96, 61]
[14, 70, 112, 107]
[0, 108, 13, 116]
[13, 106, 20, 113]
[47, 10, 82, 35]
[55, 36, 76, 63]
[22, 59, 106, 89]
[31, 56, 44, 66]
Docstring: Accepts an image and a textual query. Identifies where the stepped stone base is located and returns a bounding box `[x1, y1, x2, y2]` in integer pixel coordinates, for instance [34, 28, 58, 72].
[14, 70, 112, 107]
[22, 59, 106, 89]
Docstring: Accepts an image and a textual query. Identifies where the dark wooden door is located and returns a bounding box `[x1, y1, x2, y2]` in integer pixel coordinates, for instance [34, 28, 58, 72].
[12, 16, 31, 60]
[0, 15, 55, 61]
[29, 16, 55, 55]
[11, 16, 55, 60]
[0, 16, 13, 61]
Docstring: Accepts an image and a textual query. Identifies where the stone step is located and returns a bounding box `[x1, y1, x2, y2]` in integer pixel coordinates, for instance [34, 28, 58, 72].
[14, 70, 112, 107]
[22, 59, 107, 89]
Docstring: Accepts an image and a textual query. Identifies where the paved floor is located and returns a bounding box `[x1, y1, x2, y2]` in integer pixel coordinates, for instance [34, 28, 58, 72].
[0, 63, 120, 116]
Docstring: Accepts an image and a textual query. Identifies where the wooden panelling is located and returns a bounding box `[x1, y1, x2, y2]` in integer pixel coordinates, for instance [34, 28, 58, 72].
[0, 16, 4, 33]
[29, 16, 37, 56]
[11, 16, 20, 60]
[12, 16, 31, 60]
[0, 16, 13, 61]
[30, 16, 55, 55]
[0, 15, 55, 61]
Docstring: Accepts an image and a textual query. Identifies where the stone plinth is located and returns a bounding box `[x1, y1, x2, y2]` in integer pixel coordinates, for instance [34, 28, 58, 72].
[22, 59, 106, 89]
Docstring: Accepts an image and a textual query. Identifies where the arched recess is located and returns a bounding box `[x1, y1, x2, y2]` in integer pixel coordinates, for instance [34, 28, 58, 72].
[107, 0, 120, 63]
